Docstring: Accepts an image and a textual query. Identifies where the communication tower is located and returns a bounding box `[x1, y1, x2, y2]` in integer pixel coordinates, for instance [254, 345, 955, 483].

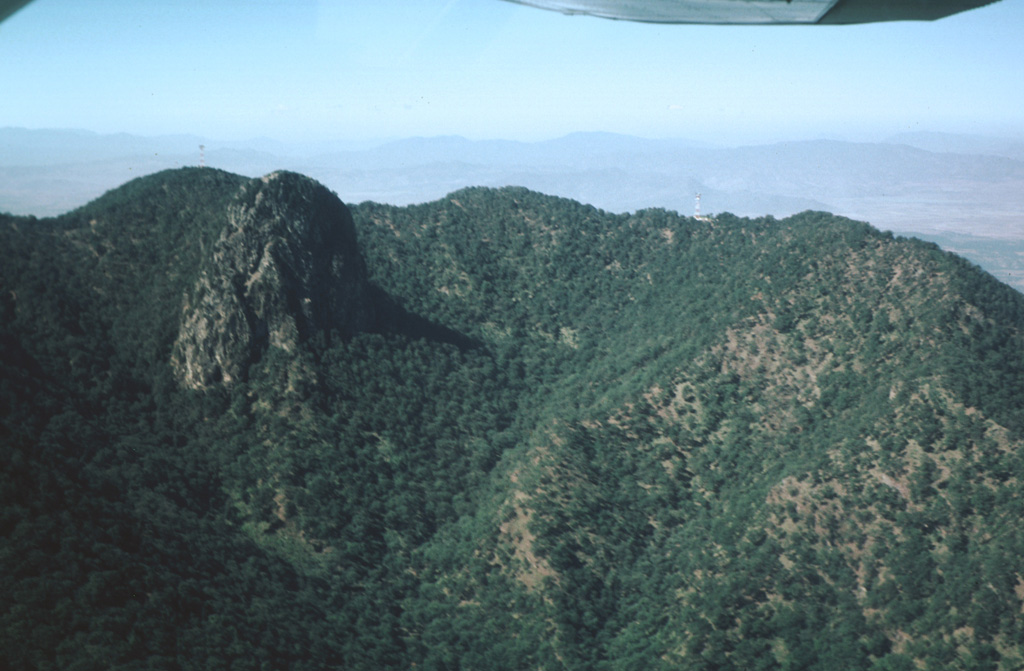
[199, 144, 205, 168]
[694, 192, 712, 222]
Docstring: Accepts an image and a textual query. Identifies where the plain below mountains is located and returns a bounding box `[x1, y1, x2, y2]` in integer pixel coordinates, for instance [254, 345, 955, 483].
[2, 168, 1024, 670]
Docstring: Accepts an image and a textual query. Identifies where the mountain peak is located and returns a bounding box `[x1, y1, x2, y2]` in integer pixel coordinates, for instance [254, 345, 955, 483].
[172, 171, 372, 388]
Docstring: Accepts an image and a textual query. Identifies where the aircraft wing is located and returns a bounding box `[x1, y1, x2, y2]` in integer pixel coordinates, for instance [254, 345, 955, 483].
[500, 0, 1002, 24]
[0, 0, 32, 24]
[1, 0, 1000, 27]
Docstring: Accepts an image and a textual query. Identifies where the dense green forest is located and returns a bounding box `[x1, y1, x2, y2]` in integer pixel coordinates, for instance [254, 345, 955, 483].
[3, 168, 1024, 670]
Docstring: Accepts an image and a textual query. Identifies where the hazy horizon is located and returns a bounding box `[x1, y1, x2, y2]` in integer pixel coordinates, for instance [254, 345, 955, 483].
[7, 123, 1024, 151]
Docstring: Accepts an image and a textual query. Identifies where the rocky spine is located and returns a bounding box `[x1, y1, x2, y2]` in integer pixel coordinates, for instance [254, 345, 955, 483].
[172, 172, 372, 389]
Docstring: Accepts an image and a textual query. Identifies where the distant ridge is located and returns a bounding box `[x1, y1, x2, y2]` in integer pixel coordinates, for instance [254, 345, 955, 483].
[886, 130, 1024, 161]
[3, 128, 1023, 293]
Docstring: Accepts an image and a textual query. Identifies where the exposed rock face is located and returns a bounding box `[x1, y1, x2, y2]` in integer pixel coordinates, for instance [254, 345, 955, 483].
[172, 172, 372, 389]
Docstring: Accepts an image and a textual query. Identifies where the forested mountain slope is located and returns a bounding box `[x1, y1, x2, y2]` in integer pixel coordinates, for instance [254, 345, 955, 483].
[2, 169, 1023, 670]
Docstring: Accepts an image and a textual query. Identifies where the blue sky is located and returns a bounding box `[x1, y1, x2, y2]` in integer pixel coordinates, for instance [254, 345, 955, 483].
[1, 0, 1022, 144]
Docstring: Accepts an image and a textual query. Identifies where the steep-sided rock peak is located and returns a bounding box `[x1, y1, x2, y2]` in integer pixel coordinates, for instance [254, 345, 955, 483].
[173, 171, 372, 389]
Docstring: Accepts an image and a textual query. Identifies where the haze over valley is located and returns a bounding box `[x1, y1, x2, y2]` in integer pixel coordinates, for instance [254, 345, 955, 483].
[4, 127, 1024, 292]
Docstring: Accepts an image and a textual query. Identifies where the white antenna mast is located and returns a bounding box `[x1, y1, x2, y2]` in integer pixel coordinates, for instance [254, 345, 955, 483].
[694, 192, 712, 222]
[199, 144, 205, 168]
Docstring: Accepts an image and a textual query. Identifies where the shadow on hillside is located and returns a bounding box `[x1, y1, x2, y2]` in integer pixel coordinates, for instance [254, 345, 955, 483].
[368, 286, 482, 352]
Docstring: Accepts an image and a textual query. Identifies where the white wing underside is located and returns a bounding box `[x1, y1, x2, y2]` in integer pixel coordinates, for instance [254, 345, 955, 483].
[501, 0, 1001, 24]
[506, 0, 839, 23]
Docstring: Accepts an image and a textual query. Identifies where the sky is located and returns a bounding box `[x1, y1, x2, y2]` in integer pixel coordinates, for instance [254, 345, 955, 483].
[1, 0, 1023, 145]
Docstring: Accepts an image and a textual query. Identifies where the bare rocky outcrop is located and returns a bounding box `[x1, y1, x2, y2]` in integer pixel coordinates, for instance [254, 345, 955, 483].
[172, 171, 372, 389]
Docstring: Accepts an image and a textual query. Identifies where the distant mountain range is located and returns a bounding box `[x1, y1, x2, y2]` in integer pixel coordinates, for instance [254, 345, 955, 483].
[3, 127, 1023, 290]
